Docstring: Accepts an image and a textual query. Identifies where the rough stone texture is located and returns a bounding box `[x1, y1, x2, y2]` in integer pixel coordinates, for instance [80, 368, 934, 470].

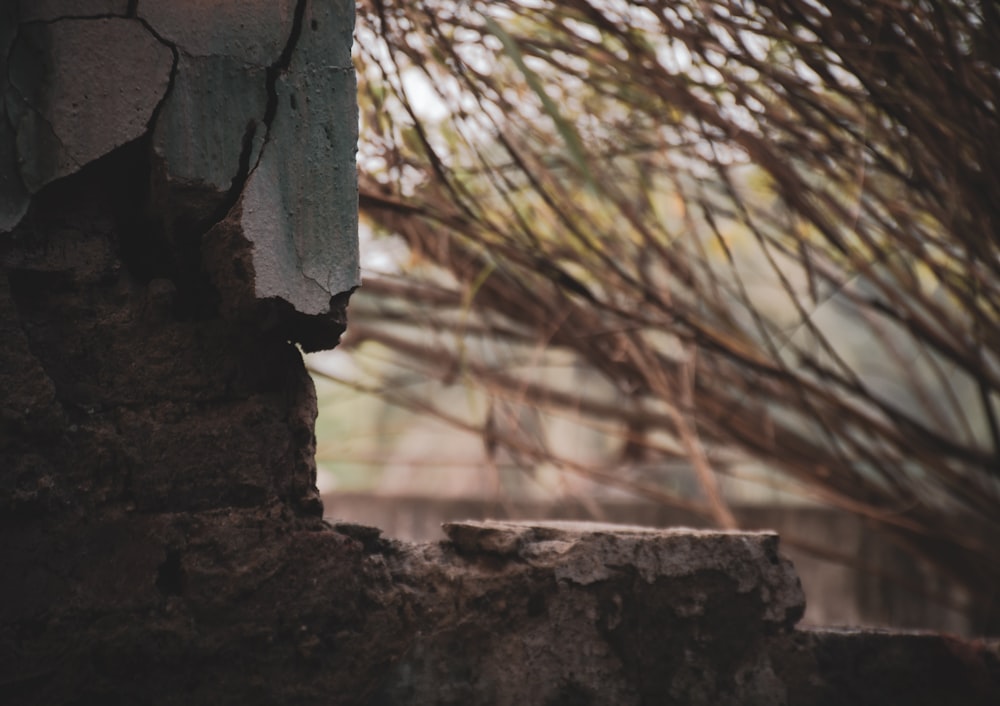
[342, 520, 999, 706]
[367, 521, 806, 705]
[441, 521, 806, 624]
[773, 628, 1000, 706]
[325, 492, 976, 633]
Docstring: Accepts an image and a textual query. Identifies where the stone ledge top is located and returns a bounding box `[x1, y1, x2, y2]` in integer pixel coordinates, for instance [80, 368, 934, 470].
[442, 519, 806, 627]
[443, 519, 780, 556]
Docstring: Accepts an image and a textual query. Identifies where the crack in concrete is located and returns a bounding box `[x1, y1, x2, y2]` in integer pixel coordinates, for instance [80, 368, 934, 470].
[22, 7, 133, 24]
[201, 0, 310, 243]
[252, 1, 358, 296]
[215, 120, 260, 221]
[141, 0, 309, 233]
[5, 15, 176, 197]
[254, 0, 313, 292]
[4, 51, 84, 188]
[28, 16, 129, 24]
[297, 267, 334, 293]
[254, 0, 309, 175]
[129, 13, 179, 135]
[2, 9, 32, 203]
[14, 15, 179, 140]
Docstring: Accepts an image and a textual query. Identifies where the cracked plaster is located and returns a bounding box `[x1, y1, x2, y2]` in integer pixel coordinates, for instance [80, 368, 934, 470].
[2, 0, 359, 320]
[241, 0, 359, 314]
[152, 53, 268, 192]
[16, 0, 129, 22]
[6, 18, 173, 192]
[148, 0, 359, 314]
[1, 3, 29, 230]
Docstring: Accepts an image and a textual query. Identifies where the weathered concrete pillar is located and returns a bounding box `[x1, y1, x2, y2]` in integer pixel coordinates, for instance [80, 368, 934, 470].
[2, 1, 366, 702]
[2, 0, 358, 511]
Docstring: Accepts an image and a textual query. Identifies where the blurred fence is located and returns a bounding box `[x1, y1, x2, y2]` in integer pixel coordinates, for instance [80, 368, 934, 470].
[323, 492, 972, 634]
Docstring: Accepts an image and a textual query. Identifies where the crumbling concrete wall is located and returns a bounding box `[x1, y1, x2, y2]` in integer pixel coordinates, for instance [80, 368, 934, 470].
[1, 0, 358, 512]
[324, 492, 975, 634]
[1, 2, 998, 705]
[365, 521, 808, 704]
[1, 1, 370, 701]
[352, 520, 1000, 706]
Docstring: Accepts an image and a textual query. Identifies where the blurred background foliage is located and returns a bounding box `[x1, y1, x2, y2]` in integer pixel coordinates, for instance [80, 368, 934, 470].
[309, 0, 1000, 628]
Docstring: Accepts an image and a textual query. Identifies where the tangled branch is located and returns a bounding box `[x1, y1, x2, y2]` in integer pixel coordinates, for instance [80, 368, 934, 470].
[342, 0, 1000, 621]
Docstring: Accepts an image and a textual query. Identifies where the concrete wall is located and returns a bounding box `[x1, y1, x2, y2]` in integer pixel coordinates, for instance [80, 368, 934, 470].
[324, 492, 972, 635]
